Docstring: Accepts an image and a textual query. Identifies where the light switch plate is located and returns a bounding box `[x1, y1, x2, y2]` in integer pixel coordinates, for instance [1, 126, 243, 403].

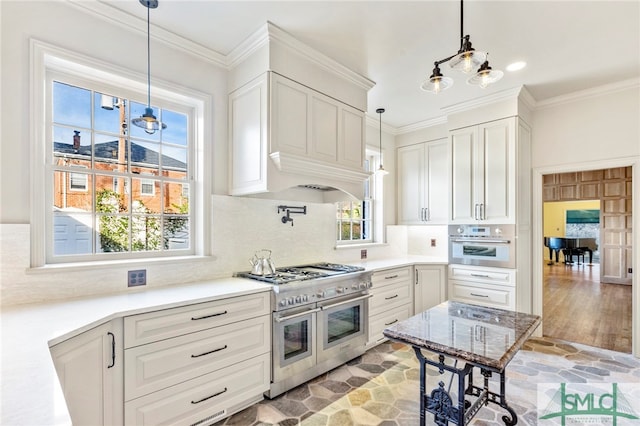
[128, 269, 147, 287]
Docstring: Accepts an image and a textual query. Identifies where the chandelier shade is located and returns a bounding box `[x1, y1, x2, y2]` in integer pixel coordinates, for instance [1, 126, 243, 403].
[421, 64, 454, 94]
[467, 59, 504, 88]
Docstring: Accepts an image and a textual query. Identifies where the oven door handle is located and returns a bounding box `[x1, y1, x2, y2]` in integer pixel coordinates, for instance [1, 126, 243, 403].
[320, 294, 372, 310]
[274, 307, 321, 323]
[450, 238, 511, 244]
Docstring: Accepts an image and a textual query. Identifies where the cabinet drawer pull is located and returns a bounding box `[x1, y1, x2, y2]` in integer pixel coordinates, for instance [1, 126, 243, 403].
[470, 273, 490, 278]
[107, 332, 115, 368]
[191, 387, 227, 404]
[385, 319, 398, 326]
[191, 310, 228, 321]
[191, 345, 228, 358]
[385, 294, 398, 300]
[470, 293, 489, 298]
[384, 274, 399, 280]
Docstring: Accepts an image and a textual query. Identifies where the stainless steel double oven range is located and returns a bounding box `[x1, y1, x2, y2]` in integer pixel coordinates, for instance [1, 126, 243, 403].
[237, 263, 373, 398]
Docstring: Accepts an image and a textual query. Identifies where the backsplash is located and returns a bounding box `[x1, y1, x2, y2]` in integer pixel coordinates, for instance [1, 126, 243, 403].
[0, 195, 440, 306]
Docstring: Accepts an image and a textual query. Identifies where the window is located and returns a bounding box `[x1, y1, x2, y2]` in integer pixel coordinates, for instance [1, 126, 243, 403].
[336, 155, 379, 244]
[32, 42, 210, 265]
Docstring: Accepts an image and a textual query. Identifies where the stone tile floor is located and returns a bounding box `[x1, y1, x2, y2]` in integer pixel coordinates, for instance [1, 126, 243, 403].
[215, 337, 640, 425]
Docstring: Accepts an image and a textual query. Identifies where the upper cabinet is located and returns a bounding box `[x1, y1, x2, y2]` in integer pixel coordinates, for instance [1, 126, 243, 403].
[227, 23, 375, 198]
[397, 138, 449, 224]
[229, 72, 369, 197]
[450, 117, 517, 224]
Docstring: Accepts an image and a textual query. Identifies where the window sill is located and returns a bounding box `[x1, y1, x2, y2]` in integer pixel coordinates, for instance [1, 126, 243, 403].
[26, 255, 215, 274]
[334, 242, 388, 250]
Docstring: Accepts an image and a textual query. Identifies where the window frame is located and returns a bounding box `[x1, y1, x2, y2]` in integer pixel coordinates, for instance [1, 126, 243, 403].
[335, 151, 382, 246]
[30, 40, 211, 267]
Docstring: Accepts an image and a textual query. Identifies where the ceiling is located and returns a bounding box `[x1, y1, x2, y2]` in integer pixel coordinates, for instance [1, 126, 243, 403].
[89, 0, 639, 131]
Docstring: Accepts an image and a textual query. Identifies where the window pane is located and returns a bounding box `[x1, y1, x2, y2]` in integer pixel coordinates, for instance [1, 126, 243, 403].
[54, 171, 92, 211]
[94, 93, 125, 134]
[53, 127, 91, 163]
[131, 140, 161, 172]
[95, 133, 127, 171]
[164, 216, 189, 250]
[96, 176, 129, 213]
[132, 178, 159, 213]
[53, 212, 93, 256]
[96, 215, 130, 252]
[131, 215, 161, 251]
[161, 110, 188, 146]
[163, 182, 189, 214]
[162, 145, 188, 175]
[53, 82, 91, 128]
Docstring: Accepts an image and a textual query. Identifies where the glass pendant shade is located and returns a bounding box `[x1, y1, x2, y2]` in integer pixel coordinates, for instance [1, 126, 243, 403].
[420, 65, 453, 93]
[132, 107, 167, 134]
[449, 49, 487, 73]
[467, 61, 504, 88]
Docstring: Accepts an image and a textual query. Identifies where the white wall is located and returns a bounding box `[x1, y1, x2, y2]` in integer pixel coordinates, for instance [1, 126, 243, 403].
[0, 2, 407, 306]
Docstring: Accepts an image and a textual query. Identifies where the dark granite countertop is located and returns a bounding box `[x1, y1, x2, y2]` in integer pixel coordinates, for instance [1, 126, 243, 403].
[383, 301, 541, 371]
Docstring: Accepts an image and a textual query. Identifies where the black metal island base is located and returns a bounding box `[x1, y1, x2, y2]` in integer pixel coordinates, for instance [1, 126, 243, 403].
[383, 301, 541, 426]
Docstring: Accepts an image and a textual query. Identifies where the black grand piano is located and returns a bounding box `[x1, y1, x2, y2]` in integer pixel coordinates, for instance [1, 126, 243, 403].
[544, 236, 598, 265]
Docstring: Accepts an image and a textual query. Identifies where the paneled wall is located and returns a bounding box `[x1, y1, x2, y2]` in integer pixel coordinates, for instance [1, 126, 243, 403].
[543, 167, 632, 284]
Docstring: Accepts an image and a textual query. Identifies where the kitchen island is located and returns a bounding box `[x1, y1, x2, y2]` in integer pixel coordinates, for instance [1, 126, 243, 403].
[383, 301, 540, 426]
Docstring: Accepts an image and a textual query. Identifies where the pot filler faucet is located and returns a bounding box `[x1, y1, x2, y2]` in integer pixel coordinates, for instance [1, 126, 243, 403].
[278, 205, 306, 226]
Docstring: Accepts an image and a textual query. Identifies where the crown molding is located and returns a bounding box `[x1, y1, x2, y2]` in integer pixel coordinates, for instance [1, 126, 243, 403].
[229, 21, 375, 91]
[66, 0, 227, 68]
[441, 86, 524, 116]
[365, 114, 398, 136]
[395, 116, 449, 135]
[534, 78, 640, 110]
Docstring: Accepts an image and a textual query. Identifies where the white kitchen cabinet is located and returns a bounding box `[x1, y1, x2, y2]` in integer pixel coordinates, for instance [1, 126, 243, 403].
[447, 264, 516, 310]
[229, 72, 368, 196]
[123, 292, 271, 425]
[397, 139, 449, 224]
[414, 264, 446, 314]
[368, 266, 413, 345]
[450, 117, 516, 224]
[50, 319, 124, 426]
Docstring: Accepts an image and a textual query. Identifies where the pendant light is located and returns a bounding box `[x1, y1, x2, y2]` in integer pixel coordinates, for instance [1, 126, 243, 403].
[132, 0, 166, 135]
[375, 108, 388, 176]
[420, 0, 502, 93]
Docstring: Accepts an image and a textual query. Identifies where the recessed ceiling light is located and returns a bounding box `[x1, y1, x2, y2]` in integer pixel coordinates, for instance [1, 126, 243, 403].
[506, 61, 527, 72]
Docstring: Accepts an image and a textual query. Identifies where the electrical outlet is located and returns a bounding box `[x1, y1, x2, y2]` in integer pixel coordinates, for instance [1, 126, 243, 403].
[360, 249, 367, 259]
[629, 268, 633, 274]
[430, 239, 437, 247]
[128, 269, 146, 287]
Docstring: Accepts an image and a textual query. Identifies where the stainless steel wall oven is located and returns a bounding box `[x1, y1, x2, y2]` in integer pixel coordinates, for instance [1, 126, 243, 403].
[449, 225, 516, 269]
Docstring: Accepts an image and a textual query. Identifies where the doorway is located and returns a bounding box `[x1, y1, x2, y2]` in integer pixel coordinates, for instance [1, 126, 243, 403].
[539, 166, 634, 353]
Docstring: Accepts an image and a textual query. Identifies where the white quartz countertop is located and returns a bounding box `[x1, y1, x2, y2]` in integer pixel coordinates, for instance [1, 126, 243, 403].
[0, 257, 447, 425]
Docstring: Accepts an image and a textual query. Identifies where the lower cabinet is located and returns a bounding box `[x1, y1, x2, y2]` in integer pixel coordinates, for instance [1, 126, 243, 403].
[49, 319, 124, 426]
[368, 266, 413, 345]
[124, 354, 270, 425]
[448, 264, 516, 310]
[414, 264, 447, 314]
[50, 291, 272, 426]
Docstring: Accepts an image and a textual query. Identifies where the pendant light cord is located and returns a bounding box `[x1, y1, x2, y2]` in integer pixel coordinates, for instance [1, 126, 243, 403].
[460, 0, 464, 48]
[146, 4, 151, 109]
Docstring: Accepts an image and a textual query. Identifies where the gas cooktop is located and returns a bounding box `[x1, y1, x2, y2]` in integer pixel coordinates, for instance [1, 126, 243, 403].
[236, 262, 365, 285]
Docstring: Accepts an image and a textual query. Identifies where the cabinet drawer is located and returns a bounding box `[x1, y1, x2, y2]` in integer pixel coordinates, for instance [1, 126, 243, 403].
[125, 315, 270, 401]
[371, 266, 411, 288]
[448, 265, 515, 286]
[449, 281, 515, 310]
[124, 353, 270, 426]
[124, 292, 270, 348]
[369, 281, 411, 316]
[369, 304, 412, 345]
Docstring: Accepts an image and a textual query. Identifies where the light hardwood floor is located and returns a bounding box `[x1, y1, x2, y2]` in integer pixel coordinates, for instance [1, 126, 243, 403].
[543, 262, 632, 353]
